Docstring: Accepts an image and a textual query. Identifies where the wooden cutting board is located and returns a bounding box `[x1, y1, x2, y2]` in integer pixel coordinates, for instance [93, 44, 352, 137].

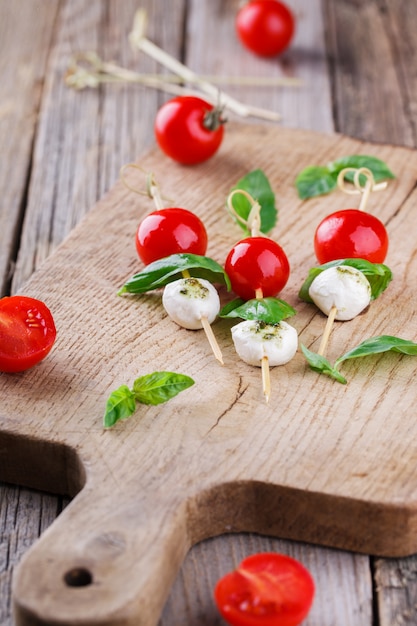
[3, 123, 417, 625]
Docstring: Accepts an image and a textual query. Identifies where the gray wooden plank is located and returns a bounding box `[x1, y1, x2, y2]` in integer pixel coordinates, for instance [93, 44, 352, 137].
[323, 0, 415, 146]
[0, 0, 59, 297]
[0, 486, 65, 626]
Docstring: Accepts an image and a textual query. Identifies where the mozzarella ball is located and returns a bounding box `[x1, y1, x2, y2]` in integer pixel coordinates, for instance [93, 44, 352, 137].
[162, 277, 220, 330]
[231, 320, 298, 367]
[308, 265, 371, 321]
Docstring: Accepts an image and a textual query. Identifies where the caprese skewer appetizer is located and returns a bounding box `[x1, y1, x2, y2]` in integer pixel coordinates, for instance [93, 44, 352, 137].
[300, 167, 393, 363]
[222, 189, 297, 401]
[119, 165, 226, 363]
[314, 167, 389, 264]
[118, 253, 230, 364]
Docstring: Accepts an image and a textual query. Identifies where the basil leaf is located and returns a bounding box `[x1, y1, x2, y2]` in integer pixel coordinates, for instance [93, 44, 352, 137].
[301, 345, 347, 384]
[298, 258, 392, 303]
[220, 297, 296, 323]
[219, 297, 246, 316]
[230, 169, 277, 234]
[335, 336, 417, 367]
[295, 166, 338, 200]
[119, 253, 231, 294]
[331, 155, 395, 185]
[133, 371, 194, 405]
[103, 385, 137, 428]
[103, 372, 195, 428]
[295, 155, 395, 199]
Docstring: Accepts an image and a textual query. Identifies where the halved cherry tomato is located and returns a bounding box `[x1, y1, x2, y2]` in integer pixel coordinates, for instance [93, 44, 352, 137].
[136, 207, 208, 265]
[154, 96, 225, 165]
[214, 552, 315, 626]
[236, 0, 295, 57]
[314, 208, 389, 264]
[225, 237, 290, 300]
[0, 296, 57, 373]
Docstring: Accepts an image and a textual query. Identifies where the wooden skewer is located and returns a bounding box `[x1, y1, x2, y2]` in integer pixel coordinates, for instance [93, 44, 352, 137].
[201, 316, 224, 365]
[65, 54, 302, 90]
[128, 8, 282, 122]
[255, 287, 271, 402]
[317, 305, 338, 357]
[336, 167, 388, 212]
[181, 270, 224, 365]
[261, 355, 271, 403]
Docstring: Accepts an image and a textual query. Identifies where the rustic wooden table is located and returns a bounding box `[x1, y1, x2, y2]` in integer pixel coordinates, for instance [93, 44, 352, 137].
[1, 1, 417, 624]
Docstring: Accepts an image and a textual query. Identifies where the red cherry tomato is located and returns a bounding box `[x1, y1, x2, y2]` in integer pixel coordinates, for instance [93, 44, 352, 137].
[225, 237, 290, 300]
[154, 96, 225, 165]
[0, 296, 57, 373]
[214, 552, 315, 626]
[314, 208, 389, 264]
[236, 0, 295, 57]
[136, 207, 208, 265]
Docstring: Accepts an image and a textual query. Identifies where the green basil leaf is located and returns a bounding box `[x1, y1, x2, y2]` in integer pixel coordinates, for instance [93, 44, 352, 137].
[133, 371, 195, 405]
[331, 155, 395, 184]
[230, 169, 277, 234]
[118, 253, 231, 294]
[298, 258, 392, 302]
[220, 297, 296, 323]
[301, 345, 347, 384]
[295, 166, 338, 200]
[103, 385, 137, 428]
[219, 297, 246, 316]
[295, 155, 395, 199]
[335, 336, 417, 367]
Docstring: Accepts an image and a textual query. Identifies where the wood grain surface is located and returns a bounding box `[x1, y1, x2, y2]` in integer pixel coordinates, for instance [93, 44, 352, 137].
[1, 122, 416, 624]
[2, 1, 417, 625]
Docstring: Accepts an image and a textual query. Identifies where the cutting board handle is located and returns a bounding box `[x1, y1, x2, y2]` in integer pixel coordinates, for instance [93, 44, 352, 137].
[12, 482, 191, 626]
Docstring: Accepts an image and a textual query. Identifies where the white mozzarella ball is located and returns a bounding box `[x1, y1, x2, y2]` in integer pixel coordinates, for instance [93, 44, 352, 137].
[162, 277, 220, 330]
[231, 320, 298, 367]
[308, 265, 371, 321]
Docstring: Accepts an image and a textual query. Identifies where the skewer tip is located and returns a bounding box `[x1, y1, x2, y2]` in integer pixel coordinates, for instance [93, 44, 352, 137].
[201, 316, 224, 365]
[261, 355, 271, 403]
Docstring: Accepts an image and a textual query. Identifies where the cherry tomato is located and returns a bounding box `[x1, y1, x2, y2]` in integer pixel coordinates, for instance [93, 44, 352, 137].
[0, 296, 57, 373]
[154, 96, 225, 165]
[136, 207, 208, 265]
[225, 237, 290, 300]
[214, 552, 315, 626]
[236, 0, 295, 57]
[314, 208, 389, 264]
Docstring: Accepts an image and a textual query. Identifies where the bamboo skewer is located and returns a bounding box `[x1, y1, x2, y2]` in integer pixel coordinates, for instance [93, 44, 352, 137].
[261, 356, 271, 403]
[65, 8, 303, 122]
[65, 53, 302, 92]
[128, 8, 282, 122]
[254, 287, 271, 403]
[178, 273, 224, 367]
[317, 305, 338, 357]
[201, 316, 224, 365]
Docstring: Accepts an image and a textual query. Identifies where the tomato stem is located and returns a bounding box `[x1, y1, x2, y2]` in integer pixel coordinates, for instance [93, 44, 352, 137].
[203, 106, 226, 132]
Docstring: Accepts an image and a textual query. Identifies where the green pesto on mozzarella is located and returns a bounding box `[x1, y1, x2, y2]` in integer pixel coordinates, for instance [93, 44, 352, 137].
[162, 277, 220, 330]
[308, 265, 371, 321]
[231, 320, 298, 367]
